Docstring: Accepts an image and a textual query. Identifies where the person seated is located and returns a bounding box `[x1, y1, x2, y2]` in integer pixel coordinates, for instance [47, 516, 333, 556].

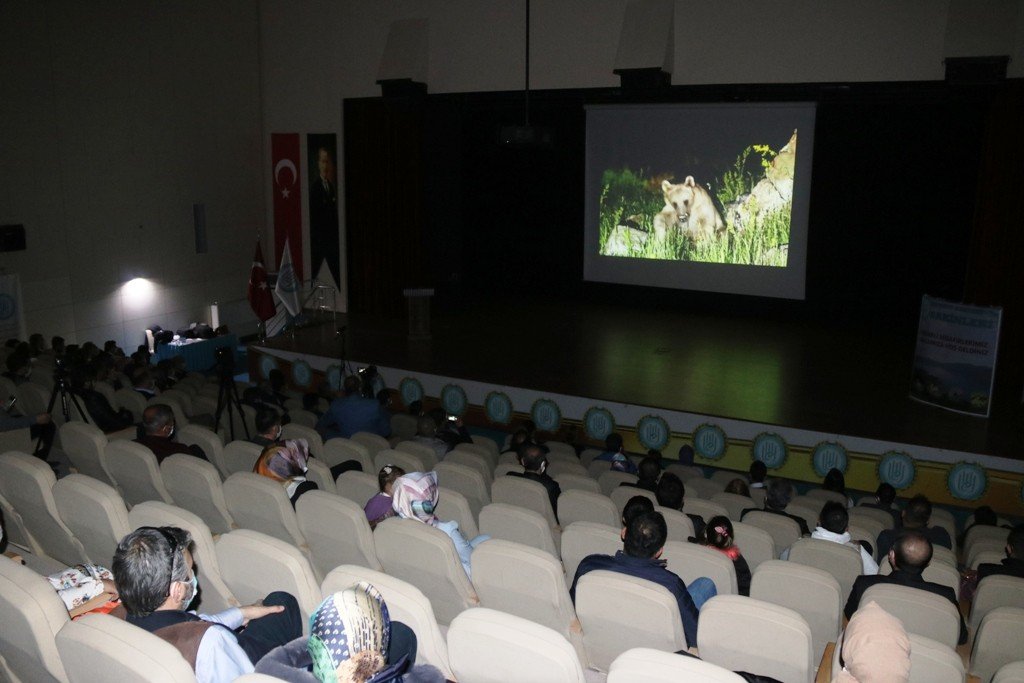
[364, 465, 406, 529]
[134, 404, 207, 463]
[507, 444, 561, 524]
[390, 471, 489, 579]
[741, 479, 811, 537]
[875, 494, 951, 560]
[592, 433, 638, 474]
[861, 482, 902, 528]
[844, 530, 966, 644]
[748, 460, 768, 489]
[411, 415, 450, 463]
[501, 427, 531, 455]
[809, 501, 878, 574]
[655, 472, 706, 538]
[1, 399, 55, 463]
[427, 408, 473, 453]
[28, 333, 48, 358]
[724, 478, 751, 498]
[112, 525, 303, 682]
[70, 365, 134, 434]
[2, 350, 32, 386]
[697, 515, 751, 596]
[676, 444, 696, 467]
[958, 504, 1002, 548]
[153, 359, 178, 391]
[51, 336, 66, 358]
[46, 563, 119, 612]
[132, 367, 158, 399]
[570, 508, 716, 648]
[251, 406, 284, 448]
[255, 582, 444, 683]
[316, 374, 390, 441]
[620, 454, 661, 493]
[254, 439, 317, 508]
[976, 524, 1024, 583]
[822, 468, 854, 507]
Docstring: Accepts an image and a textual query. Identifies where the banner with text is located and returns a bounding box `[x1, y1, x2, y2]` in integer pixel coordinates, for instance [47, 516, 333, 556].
[911, 296, 1001, 417]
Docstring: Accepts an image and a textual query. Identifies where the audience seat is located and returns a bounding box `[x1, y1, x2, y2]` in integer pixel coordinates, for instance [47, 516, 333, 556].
[16, 382, 50, 417]
[970, 550, 1005, 570]
[750, 559, 841, 662]
[217, 440, 262, 479]
[561, 521, 622, 584]
[559, 489, 619, 528]
[0, 451, 89, 565]
[661, 540, 738, 595]
[741, 511, 801, 558]
[970, 606, 1024, 683]
[479, 503, 560, 558]
[102, 440, 175, 507]
[156, 388, 194, 417]
[929, 508, 958, 554]
[127, 501, 239, 614]
[281, 423, 324, 459]
[782, 502, 819, 534]
[492, 476, 558, 530]
[966, 538, 1007, 570]
[334, 469, 378, 508]
[58, 421, 115, 486]
[323, 437, 374, 474]
[374, 447, 425, 476]
[665, 464, 706, 482]
[493, 462, 523, 478]
[786, 537, 862, 599]
[434, 461, 490, 520]
[373, 517, 480, 626]
[444, 450, 493, 485]
[497, 451, 520, 467]
[214, 529, 321, 635]
[553, 473, 601, 495]
[351, 431, 390, 460]
[597, 471, 636, 496]
[542, 441, 576, 460]
[846, 517, 885, 556]
[846, 507, 891, 537]
[395, 439, 439, 469]
[578, 448, 603, 469]
[287, 408, 318, 429]
[697, 594, 814, 683]
[238, 403, 258, 440]
[878, 554, 961, 600]
[160, 454, 234, 535]
[545, 459, 587, 478]
[964, 524, 1011, 566]
[682, 497, 728, 523]
[848, 504, 897, 528]
[321, 564, 455, 680]
[656, 506, 695, 543]
[730, 521, 776, 573]
[608, 647, 745, 683]
[222, 472, 308, 550]
[295, 490, 383, 576]
[455, 441, 497, 470]
[471, 538, 588, 666]
[0, 554, 71, 683]
[710, 492, 754, 522]
[303, 457, 337, 495]
[0, 488, 44, 556]
[708, 470, 741, 488]
[176, 423, 225, 464]
[802, 488, 848, 506]
[930, 544, 957, 568]
[683, 478, 724, 500]
[609, 486, 655, 515]
[389, 413, 418, 441]
[53, 474, 132, 566]
[469, 435, 500, 463]
[436, 486, 480, 538]
[860, 582, 960, 649]
[905, 633, 966, 683]
[112, 388, 147, 421]
[993, 661, 1024, 683]
[575, 569, 688, 671]
[970, 574, 1024, 633]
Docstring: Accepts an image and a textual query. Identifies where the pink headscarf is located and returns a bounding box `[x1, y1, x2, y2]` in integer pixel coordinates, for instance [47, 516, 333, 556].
[390, 471, 439, 526]
[832, 601, 911, 683]
[254, 439, 309, 484]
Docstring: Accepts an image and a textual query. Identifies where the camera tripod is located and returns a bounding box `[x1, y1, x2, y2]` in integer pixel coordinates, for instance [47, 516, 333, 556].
[213, 370, 250, 441]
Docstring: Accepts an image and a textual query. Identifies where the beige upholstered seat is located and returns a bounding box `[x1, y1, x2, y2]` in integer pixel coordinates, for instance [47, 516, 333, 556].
[322, 564, 454, 679]
[698, 594, 814, 683]
[850, 503, 898, 527]
[395, 439, 439, 469]
[750, 559, 841, 661]
[323, 437, 375, 473]
[667, 464, 707, 482]
[711, 492, 755, 521]
[287, 408, 318, 429]
[335, 469, 379, 507]
[280, 422, 324, 458]
[215, 529, 322, 634]
[112, 388, 147, 421]
[455, 441, 497, 470]
[553, 473, 601, 494]
[479, 503, 559, 558]
[609, 486, 656, 515]
[575, 569, 688, 671]
[608, 647, 745, 682]
[493, 462, 523, 478]
[0, 451, 89, 565]
[963, 524, 1009, 564]
[847, 506, 893, 534]
[803, 488, 848, 506]
[303, 457, 337, 495]
[685, 478, 725, 500]
[597, 471, 636, 495]
[970, 606, 1024, 683]
[216, 439, 262, 478]
[861, 582, 960, 649]
[127, 501, 239, 613]
[436, 486, 479, 538]
[545, 460, 587, 478]
[175, 424, 224, 471]
[447, 607, 587, 683]
[55, 613, 191, 683]
[0, 487, 44, 556]
[434, 461, 490, 520]
[374, 447, 425, 475]
[561, 521, 622, 584]
[707, 470, 740, 487]
[971, 550, 1006, 570]
[847, 518, 886, 557]
[468, 436, 500, 464]
[373, 517, 480, 626]
[492, 475, 558, 528]
[390, 413, 418, 441]
[0, 554, 70, 683]
[58, 421, 115, 486]
[731, 521, 775, 573]
[970, 574, 1024, 632]
[102, 440, 175, 507]
[966, 538, 1007, 570]
[906, 633, 966, 683]
[222, 472, 308, 549]
[578, 448, 603, 468]
[655, 506, 695, 543]
[351, 431, 390, 460]
[782, 502, 819, 534]
[159, 454, 235, 534]
[931, 544, 957, 567]
[472, 538, 587, 665]
[660, 540, 738, 594]
[0, 425, 33, 456]
[741, 511, 801, 558]
[929, 508, 958, 554]
[444, 450, 493, 485]
[53, 474, 132, 566]
[558, 489, 619, 528]
[993, 661, 1024, 683]
[296, 490, 383, 576]
[497, 451, 520, 467]
[786, 537, 862, 599]
[684, 496, 728, 522]
[158, 388, 194, 416]
[543, 441, 576, 459]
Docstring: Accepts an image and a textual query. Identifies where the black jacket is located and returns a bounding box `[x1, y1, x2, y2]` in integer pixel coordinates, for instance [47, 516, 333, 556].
[844, 568, 966, 644]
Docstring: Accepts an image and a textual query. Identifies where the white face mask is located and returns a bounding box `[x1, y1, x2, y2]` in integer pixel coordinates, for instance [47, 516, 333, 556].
[181, 571, 198, 606]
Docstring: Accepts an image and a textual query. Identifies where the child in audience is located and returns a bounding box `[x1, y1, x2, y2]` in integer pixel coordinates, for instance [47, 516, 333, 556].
[697, 515, 751, 596]
[364, 464, 405, 529]
[724, 478, 750, 498]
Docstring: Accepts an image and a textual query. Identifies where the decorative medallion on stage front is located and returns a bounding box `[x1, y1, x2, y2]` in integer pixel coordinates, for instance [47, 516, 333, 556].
[399, 377, 424, 407]
[751, 432, 788, 470]
[441, 383, 468, 416]
[291, 360, 313, 388]
[947, 462, 987, 501]
[485, 391, 513, 425]
[693, 423, 727, 460]
[583, 407, 615, 441]
[877, 451, 916, 490]
[637, 415, 670, 451]
[811, 441, 848, 477]
[259, 354, 278, 380]
[325, 364, 343, 393]
[531, 398, 562, 433]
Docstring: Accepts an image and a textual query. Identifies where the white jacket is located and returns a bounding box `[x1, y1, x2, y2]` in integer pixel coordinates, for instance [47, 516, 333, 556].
[811, 526, 879, 575]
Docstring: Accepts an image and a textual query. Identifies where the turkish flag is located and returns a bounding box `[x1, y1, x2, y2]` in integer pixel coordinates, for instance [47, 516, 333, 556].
[248, 242, 277, 321]
[272, 133, 303, 283]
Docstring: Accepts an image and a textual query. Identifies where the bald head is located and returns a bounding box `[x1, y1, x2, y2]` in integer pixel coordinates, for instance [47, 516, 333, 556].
[892, 530, 932, 572]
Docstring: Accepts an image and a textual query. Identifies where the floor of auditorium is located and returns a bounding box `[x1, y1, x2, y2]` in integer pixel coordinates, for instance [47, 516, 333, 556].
[259, 299, 1023, 460]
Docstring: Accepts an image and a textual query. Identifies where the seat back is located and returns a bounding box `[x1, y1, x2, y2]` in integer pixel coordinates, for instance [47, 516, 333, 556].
[553, 473, 601, 495]
[159, 454, 234, 534]
[575, 570, 688, 671]
[374, 447, 424, 475]
[14, 382, 47, 417]
[558, 489, 619, 528]
[323, 437, 374, 473]
[966, 538, 1009, 570]
[970, 606, 1024, 683]
[176, 424, 224, 470]
[436, 486, 479, 539]
[215, 529, 322, 634]
[711, 492, 755, 521]
[53, 474, 131, 566]
[861, 582, 960, 649]
[150, 395, 189, 427]
[395, 439, 439, 469]
[561, 521, 622, 583]
[112, 388, 147, 421]
[447, 607, 587, 683]
[963, 525, 1009, 565]
[335, 469, 379, 508]
[351, 431, 389, 459]
[0, 555, 70, 683]
[609, 486, 656, 515]
[655, 506, 695, 542]
[217, 439, 262, 478]
[280, 422, 324, 458]
[787, 537, 862, 599]
[0, 487, 43, 555]
[445, 450, 493, 485]
[731, 521, 776, 572]
[905, 633, 966, 683]
[697, 594, 814, 683]
[321, 564, 454, 679]
[970, 550, 1005, 570]
[741, 511, 801, 557]
[660, 540, 738, 594]
[222, 472, 308, 548]
[666, 464, 707, 482]
[303, 457, 336, 495]
[287, 408, 318, 429]
[472, 539, 587, 666]
[493, 462, 522, 478]
[683, 497, 729, 522]
[783, 502, 819, 533]
[373, 517, 479, 626]
[434, 461, 490, 519]
[850, 504, 898, 527]
[750, 560, 841, 661]
[296, 490, 383, 575]
[492, 476, 558, 530]
[598, 471, 637, 495]
[58, 421, 114, 485]
[546, 460, 587, 478]
[390, 413, 418, 441]
[685, 478, 725, 499]
[479, 503, 559, 558]
[103, 440, 174, 507]
[970, 574, 1024, 632]
[607, 647, 745, 682]
[929, 508, 958, 554]
[543, 441, 576, 459]
[0, 451, 89, 565]
[455, 441, 497, 469]
[127, 501, 239, 613]
[993, 660, 1024, 683]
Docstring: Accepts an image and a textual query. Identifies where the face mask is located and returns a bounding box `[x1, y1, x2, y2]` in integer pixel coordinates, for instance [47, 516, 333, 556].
[275, 427, 283, 440]
[167, 426, 176, 440]
[181, 572, 198, 606]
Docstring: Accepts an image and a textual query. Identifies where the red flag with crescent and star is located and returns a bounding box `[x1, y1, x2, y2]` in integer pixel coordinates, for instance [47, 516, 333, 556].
[247, 241, 276, 321]
[272, 133, 303, 283]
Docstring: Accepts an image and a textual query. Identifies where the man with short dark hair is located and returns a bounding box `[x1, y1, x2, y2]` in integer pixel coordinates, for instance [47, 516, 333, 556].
[748, 460, 768, 489]
[315, 374, 391, 440]
[741, 478, 811, 536]
[844, 530, 966, 644]
[112, 526, 302, 681]
[655, 472, 706, 538]
[250, 407, 283, 448]
[134, 404, 207, 463]
[622, 455, 661, 493]
[977, 524, 1024, 582]
[592, 432, 638, 474]
[875, 495, 951, 560]
[569, 510, 715, 647]
[508, 444, 561, 523]
[861, 482, 901, 527]
[811, 501, 878, 574]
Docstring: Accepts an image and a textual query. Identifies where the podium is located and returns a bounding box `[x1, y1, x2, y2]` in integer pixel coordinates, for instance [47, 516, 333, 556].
[403, 288, 434, 340]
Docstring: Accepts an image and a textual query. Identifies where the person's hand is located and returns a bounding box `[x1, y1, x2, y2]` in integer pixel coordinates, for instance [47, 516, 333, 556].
[101, 578, 119, 598]
[36, 413, 52, 425]
[239, 601, 284, 625]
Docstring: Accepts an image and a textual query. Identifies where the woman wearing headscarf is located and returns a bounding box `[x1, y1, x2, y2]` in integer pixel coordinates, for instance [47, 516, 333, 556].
[254, 439, 317, 507]
[390, 471, 489, 579]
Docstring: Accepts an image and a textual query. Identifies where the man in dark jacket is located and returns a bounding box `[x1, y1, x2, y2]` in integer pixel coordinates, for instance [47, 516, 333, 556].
[134, 404, 207, 463]
[508, 444, 561, 524]
[741, 478, 811, 537]
[977, 525, 1024, 583]
[875, 495, 951, 560]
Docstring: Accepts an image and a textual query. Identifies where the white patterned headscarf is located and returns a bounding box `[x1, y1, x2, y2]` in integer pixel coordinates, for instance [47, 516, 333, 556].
[308, 582, 391, 683]
[390, 471, 439, 526]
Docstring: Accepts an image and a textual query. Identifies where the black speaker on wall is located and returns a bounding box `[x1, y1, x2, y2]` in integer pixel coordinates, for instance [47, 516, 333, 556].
[193, 203, 207, 254]
[0, 224, 26, 252]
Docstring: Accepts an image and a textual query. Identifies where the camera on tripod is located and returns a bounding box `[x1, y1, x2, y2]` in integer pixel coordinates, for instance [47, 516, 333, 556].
[357, 365, 384, 399]
[53, 357, 70, 383]
[213, 346, 235, 379]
